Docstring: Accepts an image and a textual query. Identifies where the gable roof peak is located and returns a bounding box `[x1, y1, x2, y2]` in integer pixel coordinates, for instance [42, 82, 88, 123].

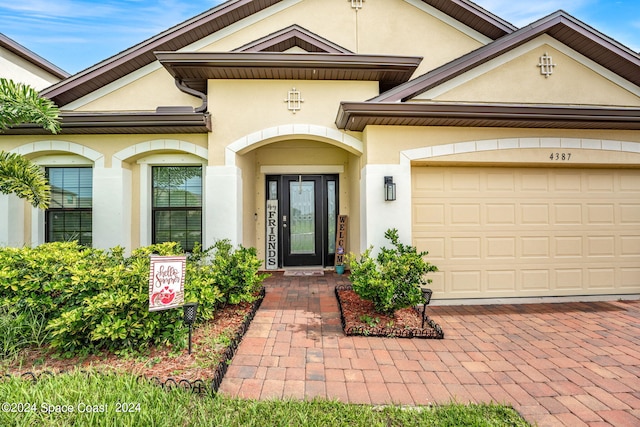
[373, 8, 640, 102]
[233, 24, 352, 54]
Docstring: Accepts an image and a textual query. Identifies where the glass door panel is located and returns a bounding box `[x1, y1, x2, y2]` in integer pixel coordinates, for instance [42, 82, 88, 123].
[283, 176, 322, 266]
[289, 181, 315, 254]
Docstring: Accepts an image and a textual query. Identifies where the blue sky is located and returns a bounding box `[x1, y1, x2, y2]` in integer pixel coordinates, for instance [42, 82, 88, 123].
[1, 0, 638, 75]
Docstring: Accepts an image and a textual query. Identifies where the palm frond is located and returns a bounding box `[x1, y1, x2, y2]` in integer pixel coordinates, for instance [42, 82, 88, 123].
[0, 78, 60, 134]
[0, 151, 50, 209]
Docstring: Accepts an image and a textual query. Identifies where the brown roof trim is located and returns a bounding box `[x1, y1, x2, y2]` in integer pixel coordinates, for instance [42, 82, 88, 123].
[40, 0, 517, 107]
[41, 0, 283, 106]
[374, 10, 640, 102]
[3, 111, 211, 135]
[420, 0, 516, 39]
[233, 24, 352, 53]
[0, 33, 69, 80]
[156, 52, 423, 92]
[336, 102, 640, 131]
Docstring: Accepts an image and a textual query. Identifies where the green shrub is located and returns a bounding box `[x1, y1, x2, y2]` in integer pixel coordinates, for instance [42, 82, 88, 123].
[0, 240, 266, 357]
[206, 239, 269, 305]
[347, 229, 437, 315]
[0, 304, 49, 359]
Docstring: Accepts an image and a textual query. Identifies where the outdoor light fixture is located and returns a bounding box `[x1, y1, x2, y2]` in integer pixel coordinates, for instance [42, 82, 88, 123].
[384, 176, 396, 201]
[421, 288, 433, 329]
[183, 302, 198, 354]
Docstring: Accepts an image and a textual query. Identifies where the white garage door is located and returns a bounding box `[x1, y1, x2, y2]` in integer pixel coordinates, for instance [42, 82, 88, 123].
[412, 166, 640, 300]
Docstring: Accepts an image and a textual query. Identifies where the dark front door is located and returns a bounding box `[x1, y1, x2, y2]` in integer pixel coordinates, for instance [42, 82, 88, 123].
[267, 174, 338, 267]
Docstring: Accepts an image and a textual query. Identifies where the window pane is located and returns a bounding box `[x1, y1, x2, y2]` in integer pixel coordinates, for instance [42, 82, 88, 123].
[153, 166, 202, 208]
[290, 181, 315, 254]
[152, 166, 202, 251]
[45, 167, 92, 246]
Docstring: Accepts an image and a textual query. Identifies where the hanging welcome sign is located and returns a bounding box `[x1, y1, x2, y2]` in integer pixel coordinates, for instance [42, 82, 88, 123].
[149, 255, 186, 312]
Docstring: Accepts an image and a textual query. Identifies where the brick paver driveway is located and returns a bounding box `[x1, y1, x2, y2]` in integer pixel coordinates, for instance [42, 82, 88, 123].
[219, 273, 640, 426]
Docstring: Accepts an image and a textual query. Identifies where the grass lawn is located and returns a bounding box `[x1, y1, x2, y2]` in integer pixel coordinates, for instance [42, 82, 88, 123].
[0, 371, 530, 427]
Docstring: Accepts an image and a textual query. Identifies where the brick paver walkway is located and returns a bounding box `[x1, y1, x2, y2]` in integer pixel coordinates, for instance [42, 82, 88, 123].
[219, 272, 640, 426]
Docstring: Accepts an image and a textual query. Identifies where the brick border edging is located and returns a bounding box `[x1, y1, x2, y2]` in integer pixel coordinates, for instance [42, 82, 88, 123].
[335, 285, 444, 339]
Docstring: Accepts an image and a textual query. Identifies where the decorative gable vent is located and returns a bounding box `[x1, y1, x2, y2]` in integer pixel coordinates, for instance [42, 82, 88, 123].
[350, 0, 364, 10]
[537, 53, 557, 78]
[284, 88, 304, 114]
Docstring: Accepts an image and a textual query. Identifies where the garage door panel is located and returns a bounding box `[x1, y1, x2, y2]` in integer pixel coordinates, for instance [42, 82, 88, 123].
[414, 204, 444, 225]
[486, 237, 516, 258]
[586, 236, 615, 257]
[554, 236, 583, 258]
[586, 204, 615, 224]
[450, 204, 481, 225]
[621, 236, 640, 257]
[587, 173, 615, 191]
[413, 237, 445, 260]
[412, 167, 640, 299]
[450, 237, 481, 259]
[486, 270, 517, 292]
[521, 237, 550, 258]
[555, 269, 584, 290]
[521, 172, 550, 191]
[620, 204, 640, 224]
[621, 268, 640, 288]
[554, 204, 582, 224]
[521, 204, 549, 225]
[587, 268, 616, 289]
[450, 271, 482, 293]
[553, 173, 582, 191]
[620, 175, 640, 191]
[521, 269, 550, 291]
[486, 204, 516, 225]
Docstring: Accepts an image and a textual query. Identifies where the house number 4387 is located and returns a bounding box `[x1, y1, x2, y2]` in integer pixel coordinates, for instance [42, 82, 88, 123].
[549, 152, 571, 161]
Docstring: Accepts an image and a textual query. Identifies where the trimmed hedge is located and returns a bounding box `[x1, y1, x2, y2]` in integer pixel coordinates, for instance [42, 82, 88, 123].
[0, 240, 267, 357]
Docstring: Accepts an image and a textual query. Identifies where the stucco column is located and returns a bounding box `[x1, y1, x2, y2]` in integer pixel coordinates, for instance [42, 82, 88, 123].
[92, 164, 131, 251]
[360, 163, 412, 252]
[0, 194, 25, 246]
[205, 165, 242, 247]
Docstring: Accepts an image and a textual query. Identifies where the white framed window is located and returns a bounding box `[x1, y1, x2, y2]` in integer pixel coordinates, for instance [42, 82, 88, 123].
[32, 155, 94, 246]
[138, 154, 206, 251]
[45, 167, 93, 246]
[152, 165, 202, 251]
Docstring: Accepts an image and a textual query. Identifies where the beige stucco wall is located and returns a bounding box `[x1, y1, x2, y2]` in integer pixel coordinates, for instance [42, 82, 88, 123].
[415, 41, 640, 107]
[0, 46, 61, 90]
[207, 79, 374, 164]
[2, 134, 208, 168]
[363, 126, 640, 165]
[74, 67, 200, 112]
[195, 0, 485, 77]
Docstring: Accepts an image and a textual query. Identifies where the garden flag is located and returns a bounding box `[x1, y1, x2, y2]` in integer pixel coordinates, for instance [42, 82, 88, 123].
[149, 255, 186, 312]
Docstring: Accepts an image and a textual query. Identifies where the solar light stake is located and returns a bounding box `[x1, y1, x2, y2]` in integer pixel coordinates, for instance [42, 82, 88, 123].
[421, 288, 433, 329]
[183, 302, 198, 354]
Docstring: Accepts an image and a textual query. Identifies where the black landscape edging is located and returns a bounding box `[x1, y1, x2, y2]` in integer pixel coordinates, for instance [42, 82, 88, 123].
[3, 286, 266, 396]
[335, 285, 444, 339]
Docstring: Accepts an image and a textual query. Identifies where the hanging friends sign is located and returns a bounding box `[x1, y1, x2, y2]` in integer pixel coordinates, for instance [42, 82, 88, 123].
[149, 255, 186, 312]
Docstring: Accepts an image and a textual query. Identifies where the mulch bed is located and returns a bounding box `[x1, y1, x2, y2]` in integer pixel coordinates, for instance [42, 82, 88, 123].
[335, 285, 444, 339]
[2, 288, 265, 393]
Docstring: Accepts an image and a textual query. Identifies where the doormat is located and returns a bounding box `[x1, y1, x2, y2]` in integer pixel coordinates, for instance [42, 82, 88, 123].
[283, 269, 324, 277]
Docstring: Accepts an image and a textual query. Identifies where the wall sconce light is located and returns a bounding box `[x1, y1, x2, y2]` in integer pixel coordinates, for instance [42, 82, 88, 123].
[384, 176, 396, 201]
